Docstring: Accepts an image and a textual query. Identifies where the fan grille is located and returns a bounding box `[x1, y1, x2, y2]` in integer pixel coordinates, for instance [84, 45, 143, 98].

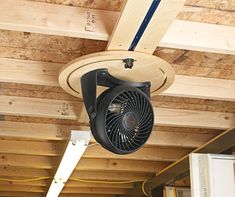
[105, 90, 154, 152]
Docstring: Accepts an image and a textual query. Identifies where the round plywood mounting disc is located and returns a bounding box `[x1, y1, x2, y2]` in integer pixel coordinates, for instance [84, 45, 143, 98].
[59, 51, 175, 98]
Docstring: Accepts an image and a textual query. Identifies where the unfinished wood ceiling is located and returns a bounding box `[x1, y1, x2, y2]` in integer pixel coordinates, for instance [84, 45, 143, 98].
[0, 0, 234, 196]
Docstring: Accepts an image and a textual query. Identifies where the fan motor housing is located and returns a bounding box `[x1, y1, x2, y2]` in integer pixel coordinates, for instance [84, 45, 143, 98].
[81, 68, 154, 154]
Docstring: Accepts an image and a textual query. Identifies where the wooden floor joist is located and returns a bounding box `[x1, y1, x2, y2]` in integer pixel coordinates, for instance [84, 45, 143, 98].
[0, 169, 152, 181]
[0, 193, 115, 197]
[0, 193, 116, 197]
[0, 121, 215, 148]
[159, 20, 235, 54]
[0, 140, 192, 162]
[1, 58, 235, 101]
[0, 166, 50, 178]
[107, 0, 186, 54]
[0, 179, 134, 189]
[0, 0, 235, 54]
[0, 154, 170, 173]
[164, 75, 235, 102]
[0, 185, 45, 192]
[0, 185, 128, 194]
[0, 192, 44, 197]
[0, 95, 234, 129]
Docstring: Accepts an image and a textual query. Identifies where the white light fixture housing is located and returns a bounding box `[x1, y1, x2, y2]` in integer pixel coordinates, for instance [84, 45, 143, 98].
[46, 130, 91, 197]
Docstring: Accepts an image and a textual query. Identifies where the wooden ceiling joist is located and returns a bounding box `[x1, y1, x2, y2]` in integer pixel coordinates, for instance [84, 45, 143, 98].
[0, 154, 170, 173]
[0, 166, 50, 178]
[61, 195, 116, 197]
[1, 58, 234, 101]
[159, 20, 235, 55]
[0, 184, 128, 194]
[0, 164, 153, 182]
[0, 95, 234, 129]
[0, 193, 115, 197]
[0, 179, 134, 189]
[61, 187, 128, 194]
[0, 154, 55, 169]
[0, 0, 118, 40]
[0, 192, 44, 197]
[107, 0, 186, 53]
[165, 75, 235, 102]
[0, 185, 45, 192]
[0, 121, 215, 148]
[0, 154, 169, 173]
[0, 140, 191, 162]
[1, 0, 235, 54]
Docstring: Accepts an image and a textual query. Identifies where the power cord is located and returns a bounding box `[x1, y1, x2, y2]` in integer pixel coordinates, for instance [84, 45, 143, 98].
[0, 177, 150, 196]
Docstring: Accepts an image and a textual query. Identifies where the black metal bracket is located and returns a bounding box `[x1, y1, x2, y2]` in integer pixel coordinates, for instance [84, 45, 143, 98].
[81, 68, 151, 120]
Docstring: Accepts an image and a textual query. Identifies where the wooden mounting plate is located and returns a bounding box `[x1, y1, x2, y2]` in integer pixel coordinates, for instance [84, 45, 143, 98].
[59, 51, 175, 98]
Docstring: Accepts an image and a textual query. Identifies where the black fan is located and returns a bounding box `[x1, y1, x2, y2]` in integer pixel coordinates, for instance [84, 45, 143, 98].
[81, 69, 154, 154]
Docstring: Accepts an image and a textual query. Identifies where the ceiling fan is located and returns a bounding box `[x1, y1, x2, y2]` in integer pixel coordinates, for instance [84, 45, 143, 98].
[59, 0, 186, 154]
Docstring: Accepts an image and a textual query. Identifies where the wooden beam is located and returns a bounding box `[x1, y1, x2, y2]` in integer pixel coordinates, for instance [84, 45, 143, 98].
[107, 0, 186, 53]
[0, 154, 170, 173]
[0, 95, 83, 121]
[0, 154, 56, 169]
[0, 185, 45, 192]
[61, 187, 128, 194]
[70, 171, 152, 181]
[0, 192, 116, 197]
[0, 121, 85, 141]
[0, 140, 191, 161]
[0, 96, 234, 129]
[128, 126, 235, 196]
[0, 192, 44, 197]
[107, 0, 153, 51]
[0, 179, 134, 189]
[154, 108, 235, 130]
[0, 180, 48, 187]
[0, 140, 64, 156]
[135, 0, 186, 53]
[0, 0, 118, 40]
[84, 146, 190, 162]
[0, 167, 152, 181]
[0, 184, 128, 194]
[159, 20, 235, 55]
[0, 166, 50, 177]
[60, 195, 116, 197]
[163, 75, 235, 102]
[1, 58, 235, 102]
[0, 58, 62, 86]
[0, 121, 215, 148]
[0, 0, 234, 54]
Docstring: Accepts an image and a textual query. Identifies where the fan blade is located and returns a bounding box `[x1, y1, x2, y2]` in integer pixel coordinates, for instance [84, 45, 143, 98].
[107, 0, 186, 54]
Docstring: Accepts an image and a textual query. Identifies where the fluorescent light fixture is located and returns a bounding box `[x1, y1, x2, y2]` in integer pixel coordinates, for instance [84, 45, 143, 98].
[46, 131, 91, 197]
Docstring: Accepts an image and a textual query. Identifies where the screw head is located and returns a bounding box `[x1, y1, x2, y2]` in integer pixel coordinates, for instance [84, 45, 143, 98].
[123, 58, 135, 69]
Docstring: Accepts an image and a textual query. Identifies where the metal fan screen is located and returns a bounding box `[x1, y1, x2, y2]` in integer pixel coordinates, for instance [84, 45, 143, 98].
[105, 90, 154, 152]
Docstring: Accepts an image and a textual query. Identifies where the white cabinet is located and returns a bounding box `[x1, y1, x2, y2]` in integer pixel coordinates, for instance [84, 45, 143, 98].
[190, 154, 235, 197]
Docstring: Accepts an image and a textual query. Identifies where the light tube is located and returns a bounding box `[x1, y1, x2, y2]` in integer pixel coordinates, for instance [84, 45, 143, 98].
[46, 131, 91, 197]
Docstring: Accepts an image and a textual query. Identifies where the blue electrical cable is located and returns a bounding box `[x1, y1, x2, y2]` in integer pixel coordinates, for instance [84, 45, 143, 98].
[128, 0, 161, 51]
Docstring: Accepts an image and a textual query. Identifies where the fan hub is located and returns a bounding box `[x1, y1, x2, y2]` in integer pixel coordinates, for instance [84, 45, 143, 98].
[122, 112, 139, 131]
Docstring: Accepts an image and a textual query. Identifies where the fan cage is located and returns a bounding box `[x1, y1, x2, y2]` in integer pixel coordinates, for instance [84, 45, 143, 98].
[105, 89, 154, 152]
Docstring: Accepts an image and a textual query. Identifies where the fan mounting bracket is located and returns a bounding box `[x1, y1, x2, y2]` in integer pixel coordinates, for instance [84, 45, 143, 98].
[59, 51, 175, 99]
[81, 68, 151, 119]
